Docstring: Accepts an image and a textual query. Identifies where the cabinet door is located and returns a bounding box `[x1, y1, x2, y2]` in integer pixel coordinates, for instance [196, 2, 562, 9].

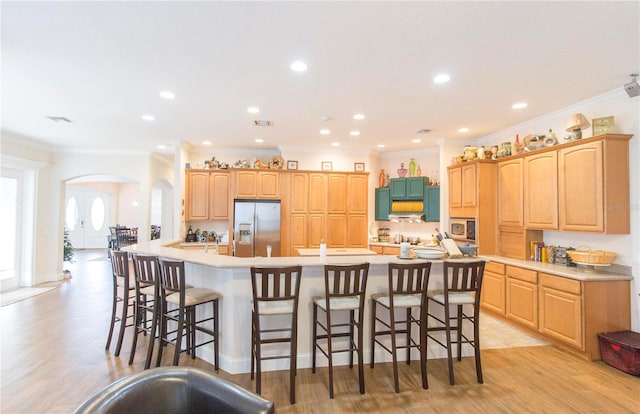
[382, 246, 400, 256]
[210, 173, 230, 220]
[308, 214, 325, 247]
[347, 214, 368, 247]
[506, 278, 538, 329]
[558, 141, 604, 231]
[539, 285, 583, 349]
[290, 173, 308, 213]
[348, 174, 368, 214]
[498, 159, 523, 227]
[375, 188, 390, 221]
[327, 174, 347, 214]
[481, 271, 505, 315]
[449, 167, 462, 209]
[390, 178, 406, 199]
[186, 170, 210, 221]
[308, 173, 327, 214]
[235, 171, 257, 198]
[327, 214, 347, 247]
[406, 177, 425, 198]
[290, 214, 308, 249]
[461, 164, 477, 208]
[369, 245, 383, 254]
[424, 186, 440, 222]
[524, 151, 558, 229]
[257, 171, 279, 198]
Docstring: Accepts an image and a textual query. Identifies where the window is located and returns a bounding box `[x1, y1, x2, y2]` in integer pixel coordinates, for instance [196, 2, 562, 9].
[90, 197, 105, 231]
[66, 197, 79, 231]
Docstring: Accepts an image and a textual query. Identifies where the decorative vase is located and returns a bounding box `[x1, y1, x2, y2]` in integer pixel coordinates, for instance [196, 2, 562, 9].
[378, 169, 386, 187]
[409, 158, 416, 176]
[397, 163, 407, 178]
[417, 165, 422, 176]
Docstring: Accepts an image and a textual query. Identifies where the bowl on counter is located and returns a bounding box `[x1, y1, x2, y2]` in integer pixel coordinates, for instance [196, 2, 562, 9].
[457, 243, 478, 256]
[413, 248, 447, 260]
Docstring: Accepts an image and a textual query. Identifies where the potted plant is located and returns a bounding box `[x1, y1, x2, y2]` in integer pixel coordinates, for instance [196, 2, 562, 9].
[63, 225, 74, 278]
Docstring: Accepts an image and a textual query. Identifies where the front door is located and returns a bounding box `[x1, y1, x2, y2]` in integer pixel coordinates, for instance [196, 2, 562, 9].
[65, 187, 111, 249]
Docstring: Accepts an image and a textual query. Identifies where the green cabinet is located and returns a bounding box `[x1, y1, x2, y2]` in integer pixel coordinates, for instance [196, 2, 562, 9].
[390, 177, 425, 200]
[375, 188, 391, 221]
[424, 186, 440, 222]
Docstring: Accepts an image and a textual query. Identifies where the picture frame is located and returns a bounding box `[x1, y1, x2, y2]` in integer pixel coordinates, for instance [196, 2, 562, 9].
[592, 116, 614, 136]
[321, 161, 332, 171]
[287, 160, 298, 170]
[354, 162, 365, 172]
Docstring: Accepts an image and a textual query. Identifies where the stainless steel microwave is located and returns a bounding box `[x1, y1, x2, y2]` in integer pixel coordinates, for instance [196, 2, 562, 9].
[450, 218, 476, 241]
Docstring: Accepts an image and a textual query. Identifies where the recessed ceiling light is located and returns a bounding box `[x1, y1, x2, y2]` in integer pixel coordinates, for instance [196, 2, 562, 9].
[247, 106, 260, 114]
[142, 115, 155, 121]
[159, 91, 175, 100]
[350, 131, 361, 136]
[458, 127, 469, 133]
[377, 144, 386, 148]
[157, 144, 167, 149]
[320, 129, 331, 135]
[331, 142, 340, 147]
[433, 74, 451, 84]
[202, 141, 212, 145]
[512, 102, 528, 109]
[290, 61, 308, 72]
[353, 113, 365, 120]
[255, 138, 264, 143]
[412, 138, 421, 143]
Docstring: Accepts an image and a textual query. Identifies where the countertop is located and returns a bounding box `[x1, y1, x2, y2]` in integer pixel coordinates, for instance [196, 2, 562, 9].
[297, 248, 378, 256]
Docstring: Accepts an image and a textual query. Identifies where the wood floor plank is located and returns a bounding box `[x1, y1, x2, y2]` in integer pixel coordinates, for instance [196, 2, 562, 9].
[1, 249, 639, 413]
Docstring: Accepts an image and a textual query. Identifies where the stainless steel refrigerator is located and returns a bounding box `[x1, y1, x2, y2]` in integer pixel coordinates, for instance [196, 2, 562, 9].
[233, 200, 281, 257]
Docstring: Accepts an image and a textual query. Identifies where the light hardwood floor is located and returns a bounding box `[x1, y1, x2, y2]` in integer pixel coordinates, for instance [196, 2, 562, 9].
[1, 249, 638, 413]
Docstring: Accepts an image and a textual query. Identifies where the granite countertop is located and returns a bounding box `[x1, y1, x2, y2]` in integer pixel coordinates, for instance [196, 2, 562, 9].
[297, 248, 378, 256]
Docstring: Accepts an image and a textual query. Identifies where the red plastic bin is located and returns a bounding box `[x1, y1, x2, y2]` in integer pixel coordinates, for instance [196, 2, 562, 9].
[597, 330, 640, 376]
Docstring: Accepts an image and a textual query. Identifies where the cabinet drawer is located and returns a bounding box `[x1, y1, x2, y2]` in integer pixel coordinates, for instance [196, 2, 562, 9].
[506, 265, 537, 283]
[539, 272, 581, 295]
[485, 261, 505, 275]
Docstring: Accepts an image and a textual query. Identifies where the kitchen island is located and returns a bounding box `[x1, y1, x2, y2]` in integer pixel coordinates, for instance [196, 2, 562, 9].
[126, 239, 460, 374]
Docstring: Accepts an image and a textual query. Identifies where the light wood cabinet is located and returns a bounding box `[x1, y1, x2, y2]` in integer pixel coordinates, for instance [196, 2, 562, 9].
[257, 171, 280, 198]
[449, 167, 463, 209]
[234, 170, 280, 198]
[185, 170, 230, 221]
[327, 214, 347, 247]
[327, 174, 347, 214]
[290, 213, 308, 250]
[348, 174, 368, 214]
[308, 173, 327, 214]
[524, 151, 558, 229]
[538, 273, 583, 349]
[290, 173, 308, 213]
[557, 136, 632, 233]
[481, 262, 506, 315]
[498, 159, 523, 227]
[505, 265, 538, 329]
[449, 163, 478, 213]
[347, 214, 368, 247]
[308, 214, 325, 247]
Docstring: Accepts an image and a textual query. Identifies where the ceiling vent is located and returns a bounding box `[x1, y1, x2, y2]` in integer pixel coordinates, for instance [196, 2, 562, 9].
[254, 120, 273, 127]
[46, 116, 73, 123]
[416, 128, 431, 134]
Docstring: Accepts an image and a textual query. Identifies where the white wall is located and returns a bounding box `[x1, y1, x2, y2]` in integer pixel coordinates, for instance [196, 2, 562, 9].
[476, 88, 640, 331]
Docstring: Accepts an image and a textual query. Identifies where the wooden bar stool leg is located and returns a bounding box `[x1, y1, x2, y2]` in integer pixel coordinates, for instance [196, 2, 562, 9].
[326, 310, 334, 399]
[311, 304, 318, 373]
[105, 284, 118, 350]
[369, 301, 376, 368]
[357, 308, 365, 395]
[390, 306, 400, 393]
[114, 290, 130, 357]
[457, 304, 463, 361]
[144, 299, 159, 369]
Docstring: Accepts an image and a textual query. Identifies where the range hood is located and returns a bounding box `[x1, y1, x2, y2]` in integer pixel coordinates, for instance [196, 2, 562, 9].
[388, 214, 424, 223]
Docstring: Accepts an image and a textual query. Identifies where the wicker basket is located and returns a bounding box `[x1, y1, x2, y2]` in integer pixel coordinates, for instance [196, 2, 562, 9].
[566, 247, 616, 265]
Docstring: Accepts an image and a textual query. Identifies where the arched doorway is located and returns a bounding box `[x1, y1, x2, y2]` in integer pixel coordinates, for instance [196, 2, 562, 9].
[151, 179, 174, 241]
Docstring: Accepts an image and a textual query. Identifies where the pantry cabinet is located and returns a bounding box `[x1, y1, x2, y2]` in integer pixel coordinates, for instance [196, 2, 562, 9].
[524, 151, 558, 229]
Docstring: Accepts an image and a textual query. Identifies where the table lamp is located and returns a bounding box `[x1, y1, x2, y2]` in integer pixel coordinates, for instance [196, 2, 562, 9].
[565, 113, 590, 140]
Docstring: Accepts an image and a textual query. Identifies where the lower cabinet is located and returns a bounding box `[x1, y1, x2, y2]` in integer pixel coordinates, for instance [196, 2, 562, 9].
[369, 245, 400, 255]
[538, 273, 583, 349]
[506, 276, 538, 329]
[481, 262, 506, 315]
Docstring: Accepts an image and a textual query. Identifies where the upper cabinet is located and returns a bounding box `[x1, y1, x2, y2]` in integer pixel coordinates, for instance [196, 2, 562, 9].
[558, 135, 631, 233]
[234, 170, 280, 199]
[524, 151, 558, 229]
[185, 170, 230, 221]
[390, 177, 425, 200]
[498, 159, 523, 228]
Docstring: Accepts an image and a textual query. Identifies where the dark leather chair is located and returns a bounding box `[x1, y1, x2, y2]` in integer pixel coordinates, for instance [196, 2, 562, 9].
[73, 367, 274, 414]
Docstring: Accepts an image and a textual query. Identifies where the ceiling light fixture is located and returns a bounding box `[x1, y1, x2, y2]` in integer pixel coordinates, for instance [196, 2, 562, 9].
[290, 61, 308, 72]
[255, 138, 264, 143]
[353, 113, 365, 120]
[159, 91, 175, 100]
[412, 138, 421, 143]
[141, 115, 155, 121]
[512, 102, 528, 109]
[331, 142, 340, 147]
[458, 127, 469, 133]
[247, 106, 260, 114]
[157, 144, 167, 149]
[202, 141, 212, 145]
[433, 73, 451, 84]
[350, 131, 361, 136]
[377, 144, 386, 148]
[320, 129, 331, 135]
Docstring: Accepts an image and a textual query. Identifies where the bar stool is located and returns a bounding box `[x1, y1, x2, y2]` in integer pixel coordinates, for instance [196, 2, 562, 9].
[312, 263, 369, 398]
[128, 254, 160, 368]
[106, 250, 136, 356]
[156, 258, 220, 369]
[426, 260, 485, 385]
[250, 266, 302, 404]
[370, 261, 432, 392]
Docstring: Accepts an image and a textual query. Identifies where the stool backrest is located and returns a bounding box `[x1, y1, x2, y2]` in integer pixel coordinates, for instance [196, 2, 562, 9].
[110, 250, 130, 286]
[443, 260, 485, 299]
[323, 263, 369, 306]
[157, 258, 186, 304]
[131, 254, 159, 290]
[250, 266, 302, 312]
[387, 261, 432, 298]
